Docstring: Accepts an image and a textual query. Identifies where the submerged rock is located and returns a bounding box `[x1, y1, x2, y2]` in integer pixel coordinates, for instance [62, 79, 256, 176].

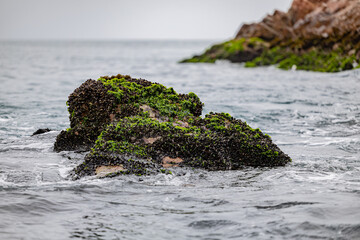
[181, 0, 360, 72]
[32, 128, 52, 136]
[55, 74, 291, 179]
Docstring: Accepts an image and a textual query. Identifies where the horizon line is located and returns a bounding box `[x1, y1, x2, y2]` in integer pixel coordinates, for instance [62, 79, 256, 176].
[0, 37, 229, 42]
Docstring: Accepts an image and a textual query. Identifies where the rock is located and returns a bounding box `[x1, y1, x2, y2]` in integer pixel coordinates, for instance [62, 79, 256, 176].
[32, 128, 52, 136]
[238, 0, 360, 44]
[181, 0, 360, 72]
[288, 0, 326, 24]
[235, 10, 294, 42]
[55, 74, 291, 179]
[180, 37, 269, 63]
[95, 165, 127, 178]
[54, 79, 118, 152]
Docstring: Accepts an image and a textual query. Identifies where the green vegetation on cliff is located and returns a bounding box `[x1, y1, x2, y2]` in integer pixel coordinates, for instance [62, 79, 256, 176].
[180, 38, 268, 63]
[180, 0, 360, 73]
[181, 38, 359, 73]
[245, 47, 359, 72]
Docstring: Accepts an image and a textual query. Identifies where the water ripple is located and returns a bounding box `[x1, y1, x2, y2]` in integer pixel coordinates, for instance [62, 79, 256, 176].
[0, 40, 359, 240]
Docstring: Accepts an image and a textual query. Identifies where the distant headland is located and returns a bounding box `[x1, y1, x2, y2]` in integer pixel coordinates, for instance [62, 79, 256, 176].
[181, 0, 360, 72]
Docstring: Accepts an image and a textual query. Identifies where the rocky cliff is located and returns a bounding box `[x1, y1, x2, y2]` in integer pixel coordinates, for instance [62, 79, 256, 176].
[182, 0, 360, 72]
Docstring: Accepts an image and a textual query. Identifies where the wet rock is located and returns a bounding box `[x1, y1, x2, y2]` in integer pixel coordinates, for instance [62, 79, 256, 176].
[32, 128, 52, 136]
[56, 74, 291, 179]
[95, 165, 127, 178]
[162, 156, 184, 168]
[54, 79, 118, 152]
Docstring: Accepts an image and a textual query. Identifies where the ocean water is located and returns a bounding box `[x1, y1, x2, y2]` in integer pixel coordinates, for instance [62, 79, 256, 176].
[0, 40, 359, 240]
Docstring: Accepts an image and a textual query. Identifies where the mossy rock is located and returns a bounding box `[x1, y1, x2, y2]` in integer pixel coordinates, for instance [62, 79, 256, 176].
[245, 47, 359, 72]
[181, 36, 360, 72]
[180, 38, 269, 63]
[54, 74, 203, 152]
[55, 74, 291, 179]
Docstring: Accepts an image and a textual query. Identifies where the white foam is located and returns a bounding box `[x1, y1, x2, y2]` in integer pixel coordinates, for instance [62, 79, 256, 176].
[307, 172, 337, 181]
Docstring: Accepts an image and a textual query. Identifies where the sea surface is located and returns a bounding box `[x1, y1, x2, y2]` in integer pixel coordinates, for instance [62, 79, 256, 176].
[0, 40, 359, 240]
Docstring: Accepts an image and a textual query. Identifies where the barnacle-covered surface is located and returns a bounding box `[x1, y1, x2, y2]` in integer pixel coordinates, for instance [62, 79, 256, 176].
[54, 79, 117, 152]
[72, 112, 291, 179]
[54, 74, 203, 152]
[55, 74, 291, 179]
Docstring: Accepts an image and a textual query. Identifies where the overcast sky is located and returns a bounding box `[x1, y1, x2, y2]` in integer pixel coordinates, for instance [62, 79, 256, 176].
[0, 0, 292, 40]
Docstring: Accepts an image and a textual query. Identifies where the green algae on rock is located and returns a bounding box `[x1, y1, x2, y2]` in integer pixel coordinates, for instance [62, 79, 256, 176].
[55, 74, 291, 179]
[54, 74, 202, 152]
[180, 38, 269, 64]
[245, 47, 360, 72]
[180, 0, 360, 72]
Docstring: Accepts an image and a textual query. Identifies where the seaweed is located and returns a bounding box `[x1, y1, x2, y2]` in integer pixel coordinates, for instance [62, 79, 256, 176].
[72, 112, 291, 178]
[180, 38, 268, 63]
[245, 47, 358, 72]
[181, 35, 359, 73]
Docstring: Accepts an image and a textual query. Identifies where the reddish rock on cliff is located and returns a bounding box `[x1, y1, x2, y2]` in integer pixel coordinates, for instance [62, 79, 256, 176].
[236, 0, 360, 49]
[182, 0, 360, 72]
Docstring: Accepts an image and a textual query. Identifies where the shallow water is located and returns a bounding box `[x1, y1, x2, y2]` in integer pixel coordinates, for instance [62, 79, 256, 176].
[0, 40, 359, 240]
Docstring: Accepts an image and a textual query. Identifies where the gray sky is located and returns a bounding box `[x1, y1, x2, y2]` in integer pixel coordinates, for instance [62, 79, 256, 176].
[0, 0, 292, 40]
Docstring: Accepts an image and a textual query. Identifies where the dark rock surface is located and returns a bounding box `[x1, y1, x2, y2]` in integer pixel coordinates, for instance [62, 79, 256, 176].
[54, 79, 119, 152]
[55, 74, 291, 179]
[32, 128, 52, 136]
